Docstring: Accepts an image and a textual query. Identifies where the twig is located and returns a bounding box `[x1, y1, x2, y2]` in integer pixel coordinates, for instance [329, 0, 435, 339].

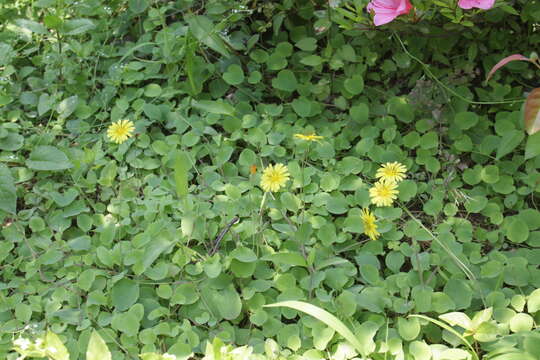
[209, 217, 240, 256]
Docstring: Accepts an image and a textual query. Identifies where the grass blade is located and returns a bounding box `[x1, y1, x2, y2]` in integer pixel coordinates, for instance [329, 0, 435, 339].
[264, 300, 366, 357]
[174, 150, 189, 199]
[409, 314, 479, 360]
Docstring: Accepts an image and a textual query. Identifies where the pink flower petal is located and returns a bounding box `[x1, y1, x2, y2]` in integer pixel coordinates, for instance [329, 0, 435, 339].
[458, 0, 495, 10]
[366, 0, 412, 26]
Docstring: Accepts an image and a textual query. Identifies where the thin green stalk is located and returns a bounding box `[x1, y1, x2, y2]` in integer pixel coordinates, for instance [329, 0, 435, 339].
[400, 204, 486, 307]
[394, 32, 525, 105]
[413, 240, 425, 286]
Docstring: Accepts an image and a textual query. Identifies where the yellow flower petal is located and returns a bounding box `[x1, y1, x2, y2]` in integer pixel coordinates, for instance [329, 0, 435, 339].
[361, 208, 380, 240]
[293, 133, 323, 142]
[260, 163, 290, 192]
[369, 180, 399, 207]
[107, 119, 135, 144]
[375, 162, 407, 183]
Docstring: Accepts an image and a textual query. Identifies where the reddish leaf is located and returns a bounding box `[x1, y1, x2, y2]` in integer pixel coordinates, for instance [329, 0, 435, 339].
[486, 54, 531, 82]
[525, 88, 540, 135]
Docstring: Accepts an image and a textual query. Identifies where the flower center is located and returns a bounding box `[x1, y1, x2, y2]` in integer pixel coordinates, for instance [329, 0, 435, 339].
[116, 127, 128, 135]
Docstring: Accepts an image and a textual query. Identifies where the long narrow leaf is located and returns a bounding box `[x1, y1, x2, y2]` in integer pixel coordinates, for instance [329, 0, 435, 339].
[400, 205, 483, 306]
[409, 314, 479, 360]
[186, 15, 230, 57]
[173, 150, 189, 199]
[486, 54, 531, 82]
[264, 300, 366, 357]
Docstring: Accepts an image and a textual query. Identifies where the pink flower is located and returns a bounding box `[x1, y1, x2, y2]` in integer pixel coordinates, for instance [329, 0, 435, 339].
[458, 0, 495, 10]
[366, 0, 413, 26]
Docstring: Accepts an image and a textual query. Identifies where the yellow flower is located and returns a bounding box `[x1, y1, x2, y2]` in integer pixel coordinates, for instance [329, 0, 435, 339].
[369, 180, 399, 207]
[107, 119, 135, 144]
[260, 163, 290, 192]
[294, 133, 323, 142]
[361, 208, 379, 241]
[376, 162, 407, 183]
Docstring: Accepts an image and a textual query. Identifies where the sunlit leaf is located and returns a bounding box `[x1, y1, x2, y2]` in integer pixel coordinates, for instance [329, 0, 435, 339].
[525, 88, 540, 135]
[87, 330, 111, 360]
[265, 300, 370, 356]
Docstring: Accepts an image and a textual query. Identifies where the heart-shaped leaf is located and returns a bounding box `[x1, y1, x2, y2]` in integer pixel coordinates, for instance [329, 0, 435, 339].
[222, 64, 244, 85]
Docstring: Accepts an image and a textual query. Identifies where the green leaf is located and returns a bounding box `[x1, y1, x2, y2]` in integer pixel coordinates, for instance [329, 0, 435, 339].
[265, 301, 371, 357]
[439, 312, 472, 330]
[57, 95, 79, 119]
[300, 55, 323, 66]
[506, 218, 529, 243]
[291, 97, 312, 117]
[527, 288, 540, 313]
[454, 111, 479, 130]
[192, 100, 235, 116]
[45, 330, 70, 360]
[262, 252, 307, 267]
[360, 264, 380, 285]
[313, 326, 335, 351]
[78, 269, 96, 291]
[326, 196, 348, 214]
[171, 283, 199, 305]
[26, 146, 73, 171]
[409, 341, 431, 360]
[140, 353, 178, 360]
[15, 19, 48, 34]
[173, 150, 190, 199]
[444, 278, 472, 310]
[295, 37, 317, 51]
[87, 331, 111, 360]
[272, 70, 297, 92]
[410, 314, 479, 360]
[216, 285, 242, 320]
[344, 75, 364, 95]
[111, 278, 140, 311]
[397, 317, 420, 341]
[509, 313, 533, 332]
[51, 188, 78, 207]
[0, 164, 16, 214]
[230, 247, 257, 262]
[129, 0, 149, 14]
[44, 14, 63, 29]
[15, 303, 31, 322]
[133, 234, 173, 275]
[0, 132, 24, 151]
[480, 165, 499, 184]
[524, 130, 540, 159]
[496, 130, 524, 159]
[144, 83, 162, 97]
[111, 305, 142, 336]
[63, 19, 96, 35]
[350, 103, 369, 123]
[222, 64, 245, 85]
[187, 15, 230, 57]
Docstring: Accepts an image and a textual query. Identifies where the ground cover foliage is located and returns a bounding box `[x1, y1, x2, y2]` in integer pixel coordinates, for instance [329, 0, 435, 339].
[1, 0, 540, 359]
